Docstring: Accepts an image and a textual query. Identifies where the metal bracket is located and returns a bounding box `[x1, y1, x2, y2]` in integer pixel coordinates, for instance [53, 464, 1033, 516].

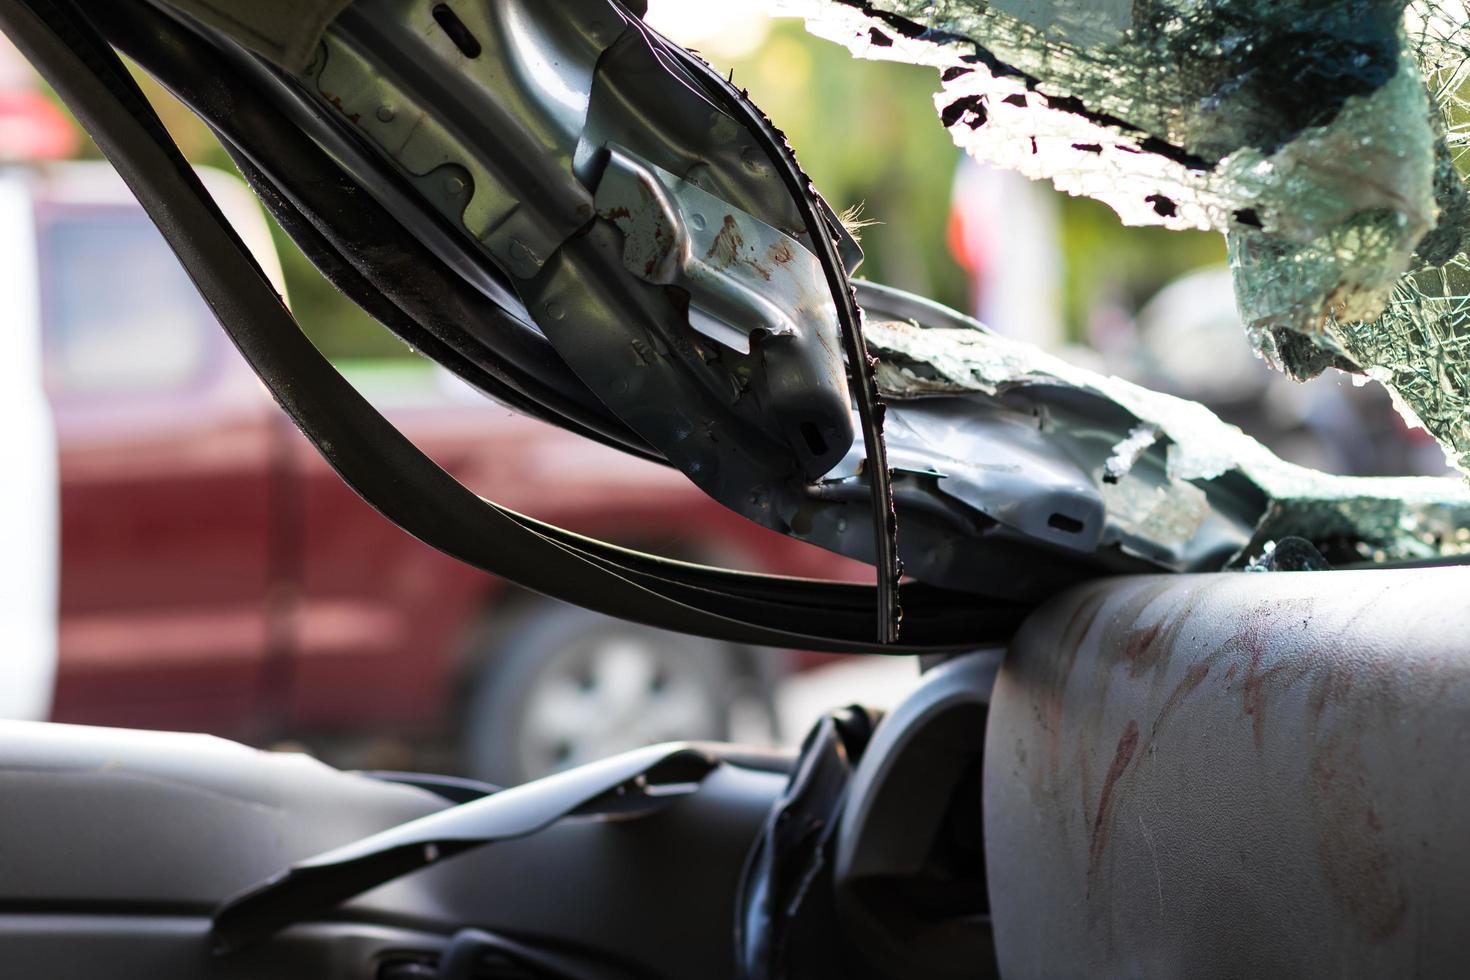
[595, 143, 842, 361]
[303, 0, 624, 278]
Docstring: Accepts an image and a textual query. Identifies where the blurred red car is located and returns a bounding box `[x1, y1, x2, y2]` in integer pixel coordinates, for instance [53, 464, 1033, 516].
[11, 162, 861, 783]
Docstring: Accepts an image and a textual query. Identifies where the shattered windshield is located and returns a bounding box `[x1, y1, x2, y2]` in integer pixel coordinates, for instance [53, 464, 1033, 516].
[779, 0, 1470, 476]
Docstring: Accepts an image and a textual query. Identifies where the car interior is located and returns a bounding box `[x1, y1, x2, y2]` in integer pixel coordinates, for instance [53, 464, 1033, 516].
[3, 0, 1469, 977]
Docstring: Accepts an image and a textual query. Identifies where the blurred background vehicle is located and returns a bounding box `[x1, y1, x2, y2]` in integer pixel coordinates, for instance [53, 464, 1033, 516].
[13, 159, 870, 785]
[0, 1, 1448, 788]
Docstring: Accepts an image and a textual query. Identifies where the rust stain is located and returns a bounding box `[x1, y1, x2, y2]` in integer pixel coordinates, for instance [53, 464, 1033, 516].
[704, 215, 743, 266]
[1209, 599, 1317, 751]
[319, 93, 362, 126]
[1123, 622, 1164, 675]
[768, 240, 795, 264]
[1037, 585, 1108, 794]
[1240, 634, 1281, 750]
[1020, 576, 1431, 949]
[703, 215, 773, 281]
[1060, 584, 1107, 652]
[1088, 719, 1140, 881]
[1308, 667, 1356, 722]
[1310, 734, 1408, 941]
[1099, 580, 1189, 683]
[1152, 662, 1211, 737]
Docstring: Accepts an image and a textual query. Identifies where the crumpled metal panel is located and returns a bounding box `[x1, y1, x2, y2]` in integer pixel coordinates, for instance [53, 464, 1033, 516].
[779, 0, 1470, 474]
[305, 0, 617, 278]
[987, 568, 1470, 978]
[850, 308, 1470, 570]
[287, 0, 869, 563]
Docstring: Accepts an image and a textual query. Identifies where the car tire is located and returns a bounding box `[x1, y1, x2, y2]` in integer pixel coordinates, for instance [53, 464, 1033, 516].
[461, 604, 752, 785]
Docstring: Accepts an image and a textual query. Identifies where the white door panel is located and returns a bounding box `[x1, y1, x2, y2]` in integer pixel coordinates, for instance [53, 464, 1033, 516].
[0, 177, 58, 720]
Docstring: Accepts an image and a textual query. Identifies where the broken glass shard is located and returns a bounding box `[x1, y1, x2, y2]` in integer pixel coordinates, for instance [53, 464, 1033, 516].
[859, 309, 1470, 569]
[778, 0, 1470, 475]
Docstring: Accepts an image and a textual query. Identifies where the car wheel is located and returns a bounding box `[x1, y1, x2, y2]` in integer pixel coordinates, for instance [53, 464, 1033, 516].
[461, 604, 750, 785]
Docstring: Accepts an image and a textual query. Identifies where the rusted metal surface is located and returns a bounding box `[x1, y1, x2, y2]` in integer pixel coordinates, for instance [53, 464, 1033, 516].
[986, 567, 1470, 978]
[593, 145, 845, 374]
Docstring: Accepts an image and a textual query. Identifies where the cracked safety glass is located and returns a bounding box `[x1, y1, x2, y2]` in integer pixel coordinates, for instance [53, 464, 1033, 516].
[778, 0, 1470, 477]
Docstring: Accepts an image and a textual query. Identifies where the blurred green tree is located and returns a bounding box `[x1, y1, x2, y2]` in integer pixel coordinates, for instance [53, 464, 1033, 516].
[684, 21, 1226, 345]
